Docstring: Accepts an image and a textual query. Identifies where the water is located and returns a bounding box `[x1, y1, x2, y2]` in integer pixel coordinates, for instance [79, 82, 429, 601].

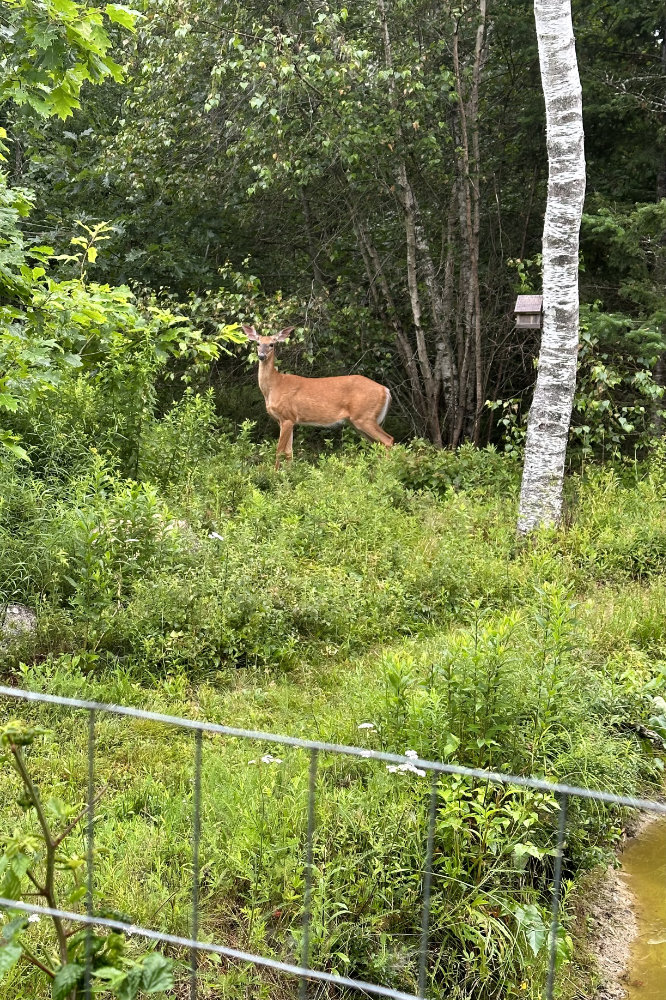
[621, 819, 666, 999]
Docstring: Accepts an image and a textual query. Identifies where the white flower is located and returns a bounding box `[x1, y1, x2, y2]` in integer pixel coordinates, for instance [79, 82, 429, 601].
[261, 754, 283, 764]
[404, 763, 426, 777]
[208, 532, 225, 541]
[248, 759, 257, 765]
[28, 914, 40, 924]
[359, 749, 373, 758]
[357, 722, 375, 730]
[386, 762, 426, 778]
[405, 749, 418, 759]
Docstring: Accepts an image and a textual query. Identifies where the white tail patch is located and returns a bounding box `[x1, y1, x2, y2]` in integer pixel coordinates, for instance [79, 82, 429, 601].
[377, 387, 391, 426]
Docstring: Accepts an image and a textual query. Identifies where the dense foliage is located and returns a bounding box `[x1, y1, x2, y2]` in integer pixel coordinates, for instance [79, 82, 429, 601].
[5, 0, 666, 451]
[1, 0, 666, 998]
[1, 428, 665, 999]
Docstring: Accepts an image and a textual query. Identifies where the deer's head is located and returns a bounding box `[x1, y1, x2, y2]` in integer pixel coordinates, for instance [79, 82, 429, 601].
[243, 326, 294, 361]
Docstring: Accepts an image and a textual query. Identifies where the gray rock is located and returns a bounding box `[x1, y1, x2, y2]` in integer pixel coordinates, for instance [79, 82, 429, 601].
[0, 604, 37, 644]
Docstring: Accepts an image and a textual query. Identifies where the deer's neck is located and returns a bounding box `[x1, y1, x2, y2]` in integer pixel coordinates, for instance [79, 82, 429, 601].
[258, 355, 278, 398]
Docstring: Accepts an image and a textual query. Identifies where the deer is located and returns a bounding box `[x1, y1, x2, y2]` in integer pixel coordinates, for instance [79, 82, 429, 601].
[242, 325, 393, 469]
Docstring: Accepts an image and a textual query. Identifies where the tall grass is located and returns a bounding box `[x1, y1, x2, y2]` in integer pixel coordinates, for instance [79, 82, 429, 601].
[1, 399, 665, 999]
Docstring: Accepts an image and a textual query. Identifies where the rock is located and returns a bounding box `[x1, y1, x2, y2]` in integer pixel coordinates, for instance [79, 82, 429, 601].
[0, 604, 37, 644]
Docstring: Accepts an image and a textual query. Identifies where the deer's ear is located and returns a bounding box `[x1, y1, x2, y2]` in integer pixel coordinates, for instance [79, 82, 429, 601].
[242, 325, 260, 341]
[276, 326, 295, 341]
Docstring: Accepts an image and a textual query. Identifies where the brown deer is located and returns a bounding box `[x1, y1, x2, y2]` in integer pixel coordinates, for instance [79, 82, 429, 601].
[243, 326, 393, 468]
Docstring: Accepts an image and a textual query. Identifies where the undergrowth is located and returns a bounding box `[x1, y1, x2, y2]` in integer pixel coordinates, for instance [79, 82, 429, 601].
[0, 396, 665, 999]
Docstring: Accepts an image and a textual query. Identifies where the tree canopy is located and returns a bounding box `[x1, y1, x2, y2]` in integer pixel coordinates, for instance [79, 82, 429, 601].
[2, 0, 666, 457]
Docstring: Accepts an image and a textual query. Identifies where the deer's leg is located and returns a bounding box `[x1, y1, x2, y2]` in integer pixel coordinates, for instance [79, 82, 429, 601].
[350, 418, 394, 452]
[276, 421, 294, 469]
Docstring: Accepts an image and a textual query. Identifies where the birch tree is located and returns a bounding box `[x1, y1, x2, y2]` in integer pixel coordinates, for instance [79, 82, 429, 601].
[517, 0, 585, 534]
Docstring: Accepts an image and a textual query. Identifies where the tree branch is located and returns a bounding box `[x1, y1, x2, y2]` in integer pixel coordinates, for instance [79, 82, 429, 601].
[20, 943, 55, 979]
[53, 785, 108, 848]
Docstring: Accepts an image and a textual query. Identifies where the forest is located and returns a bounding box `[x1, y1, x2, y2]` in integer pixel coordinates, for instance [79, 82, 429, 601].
[1, 1, 666, 998]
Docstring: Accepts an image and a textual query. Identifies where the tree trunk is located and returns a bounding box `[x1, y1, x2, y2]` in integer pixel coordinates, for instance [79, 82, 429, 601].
[452, 2, 487, 446]
[378, 0, 443, 445]
[517, 0, 585, 534]
[299, 189, 325, 289]
[349, 200, 430, 432]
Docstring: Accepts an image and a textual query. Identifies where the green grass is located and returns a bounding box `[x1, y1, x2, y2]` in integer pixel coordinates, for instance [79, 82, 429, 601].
[1, 434, 665, 999]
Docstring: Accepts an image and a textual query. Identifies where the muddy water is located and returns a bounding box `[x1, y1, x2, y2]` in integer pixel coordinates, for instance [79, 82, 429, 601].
[621, 819, 666, 999]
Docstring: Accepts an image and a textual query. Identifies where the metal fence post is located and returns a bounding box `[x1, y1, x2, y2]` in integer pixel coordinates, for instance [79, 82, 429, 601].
[84, 708, 96, 1000]
[190, 729, 203, 1000]
[545, 793, 568, 1000]
[299, 748, 318, 1000]
[418, 772, 438, 998]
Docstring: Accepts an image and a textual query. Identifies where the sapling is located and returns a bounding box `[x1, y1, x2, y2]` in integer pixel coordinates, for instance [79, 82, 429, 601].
[0, 720, 174, 999]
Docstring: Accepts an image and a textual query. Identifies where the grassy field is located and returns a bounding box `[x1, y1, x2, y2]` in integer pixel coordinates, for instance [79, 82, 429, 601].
[1, 434, 665, 999]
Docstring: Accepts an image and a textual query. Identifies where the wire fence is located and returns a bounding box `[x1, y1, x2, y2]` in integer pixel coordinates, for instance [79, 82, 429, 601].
[0, 683, 664, 1000]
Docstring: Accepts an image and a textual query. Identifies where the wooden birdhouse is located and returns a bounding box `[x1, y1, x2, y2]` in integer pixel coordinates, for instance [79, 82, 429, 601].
[514, 294, 543, 329]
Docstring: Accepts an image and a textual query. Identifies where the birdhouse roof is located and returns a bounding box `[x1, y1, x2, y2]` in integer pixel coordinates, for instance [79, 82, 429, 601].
[514, 294, 543, 313]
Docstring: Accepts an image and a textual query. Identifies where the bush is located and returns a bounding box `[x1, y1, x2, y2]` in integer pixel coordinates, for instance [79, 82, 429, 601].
[1, 437, 665, 1000]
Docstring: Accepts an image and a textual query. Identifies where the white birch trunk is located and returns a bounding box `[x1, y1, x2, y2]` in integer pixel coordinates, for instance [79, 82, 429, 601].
[517, 0, 585, 534]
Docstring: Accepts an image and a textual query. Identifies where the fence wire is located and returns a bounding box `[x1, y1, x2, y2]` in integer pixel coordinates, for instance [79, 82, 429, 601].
[0, 683, 664, 1000]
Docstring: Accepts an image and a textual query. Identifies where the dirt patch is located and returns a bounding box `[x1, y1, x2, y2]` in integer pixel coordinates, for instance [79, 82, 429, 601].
[585, 865, 636, 999]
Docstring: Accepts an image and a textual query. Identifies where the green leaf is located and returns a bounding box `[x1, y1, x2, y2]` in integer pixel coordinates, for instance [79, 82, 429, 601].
[555, 927, 573, 971]
[1, 871, 21, 902]
[1, 854, 32, 900]
[105, 4, 139, 29]
[66, 885, 87, 905]
[63, 353, 83, 368]
[140, 952, 174, 992]
[0, 722, 47, 747]
[49, 0, 79, 16]
[0, 943, 22, 980]
[116, 964, 142, 1000]
[49, 86, 80, 120]
[86, 246, 98, 263]
[0, 394, 19, 412]
[1, 916, 28, 943]
[53, 962, 84, 1000]
[512, 842, 545, 860]
[514, 903, 547, 956]
[0, 440, 29, 462]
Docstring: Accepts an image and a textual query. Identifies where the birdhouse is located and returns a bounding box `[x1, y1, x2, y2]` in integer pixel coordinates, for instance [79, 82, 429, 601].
[514, 294, 543, 329]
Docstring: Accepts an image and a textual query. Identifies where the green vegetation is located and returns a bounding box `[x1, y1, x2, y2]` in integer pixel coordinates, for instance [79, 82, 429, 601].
[2, 0, 666, 997]
[0, 720, 175, 999]
[1, 422, 665, 998]
[6, 0, 666, 451]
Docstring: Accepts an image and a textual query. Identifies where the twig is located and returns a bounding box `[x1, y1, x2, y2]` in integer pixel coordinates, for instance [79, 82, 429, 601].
[26, 870, 47, 896]
[53, 785, 108, 848]
[9, 743, 68, 963]
[20, 943, 55, 979]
